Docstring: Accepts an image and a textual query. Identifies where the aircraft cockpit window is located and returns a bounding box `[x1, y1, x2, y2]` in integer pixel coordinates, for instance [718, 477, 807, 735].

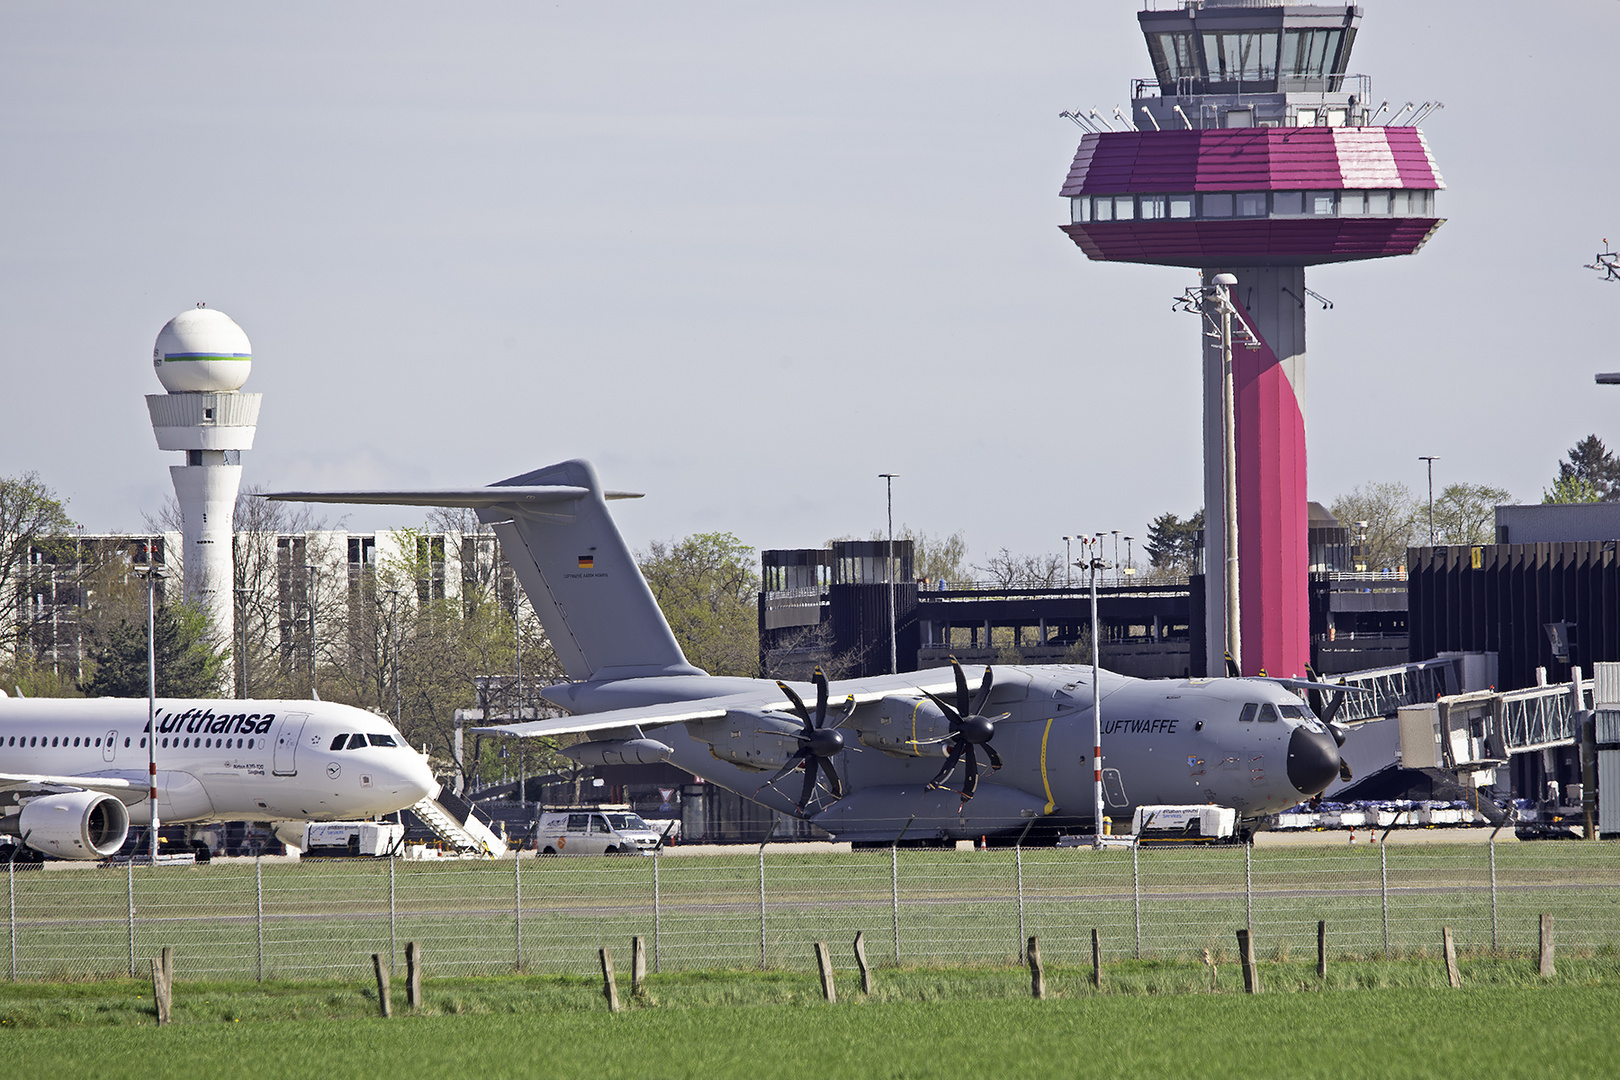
[1238, 704, 1258, 723]
[1258, 704, 1281, 722]
[368, 734, 397, 747]
[1277, 705, 1307, 720]
[330, 734, 350, 750]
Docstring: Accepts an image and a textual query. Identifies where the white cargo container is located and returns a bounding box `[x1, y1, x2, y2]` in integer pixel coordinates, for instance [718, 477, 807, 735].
[1131, 805, 1237, 843]
[303, 822, 405, 857]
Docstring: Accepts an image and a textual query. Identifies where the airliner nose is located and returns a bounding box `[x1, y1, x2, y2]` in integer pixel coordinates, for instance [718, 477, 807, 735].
[400, 758, 437, 806]
[1286, 724, 1340, 797]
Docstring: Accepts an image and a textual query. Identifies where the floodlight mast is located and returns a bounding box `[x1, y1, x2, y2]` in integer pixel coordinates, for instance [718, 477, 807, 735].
[879, 474, 898, 674]
[1086, 537, 1106, 843]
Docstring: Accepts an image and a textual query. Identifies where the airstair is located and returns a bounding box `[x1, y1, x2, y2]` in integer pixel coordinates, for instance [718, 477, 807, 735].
[409, 788, 506, 858]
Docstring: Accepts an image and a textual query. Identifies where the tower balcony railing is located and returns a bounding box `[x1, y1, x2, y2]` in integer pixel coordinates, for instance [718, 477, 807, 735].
[1129, 73, 1374, 124]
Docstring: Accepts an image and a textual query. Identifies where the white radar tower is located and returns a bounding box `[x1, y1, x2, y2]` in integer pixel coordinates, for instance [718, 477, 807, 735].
[146, 306, 260, 692]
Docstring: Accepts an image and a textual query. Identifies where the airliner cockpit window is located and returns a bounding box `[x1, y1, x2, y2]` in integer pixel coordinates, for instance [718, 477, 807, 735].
[368, 734, 397, 747]
[330, 734, 349, 750]
[1258, 704, 1281, 722]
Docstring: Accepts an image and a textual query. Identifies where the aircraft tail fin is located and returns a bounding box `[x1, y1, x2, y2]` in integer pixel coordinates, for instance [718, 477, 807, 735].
[269, 459, 702, 683]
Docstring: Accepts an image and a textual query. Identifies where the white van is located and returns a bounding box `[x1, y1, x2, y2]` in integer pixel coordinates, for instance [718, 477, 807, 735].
[536, 807, 664, 855]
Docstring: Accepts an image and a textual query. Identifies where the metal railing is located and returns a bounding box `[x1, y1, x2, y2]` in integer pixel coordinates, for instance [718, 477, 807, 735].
[8, 841, 1619, 982]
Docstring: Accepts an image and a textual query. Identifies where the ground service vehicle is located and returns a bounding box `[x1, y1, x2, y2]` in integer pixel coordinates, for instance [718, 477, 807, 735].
[536, 807, 663, 855]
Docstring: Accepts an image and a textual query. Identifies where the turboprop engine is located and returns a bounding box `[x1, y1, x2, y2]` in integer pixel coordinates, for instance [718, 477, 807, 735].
[848, 695, 953, 757]
[11, 791, 129, 860]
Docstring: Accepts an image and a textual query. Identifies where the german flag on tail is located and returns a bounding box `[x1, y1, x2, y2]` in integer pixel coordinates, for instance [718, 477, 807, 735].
[577, 555, 594, 569]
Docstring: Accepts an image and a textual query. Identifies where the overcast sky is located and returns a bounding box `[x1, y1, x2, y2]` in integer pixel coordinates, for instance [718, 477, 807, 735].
[3, 2, 1616, 568]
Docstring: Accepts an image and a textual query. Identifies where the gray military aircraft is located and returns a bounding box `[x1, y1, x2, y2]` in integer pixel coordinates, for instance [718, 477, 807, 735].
[272, 459, 1348, 843]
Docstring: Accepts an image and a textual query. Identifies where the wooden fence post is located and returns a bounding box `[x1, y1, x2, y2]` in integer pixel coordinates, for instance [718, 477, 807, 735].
[1027, 936, 1045, 999]
[600, 947, 620, 1012]
[1316, 920, 1327, 978]
[1539, 914, 1555, 978]
[1091, 928, 1103, 989]
[405, 942, 421, 1010]
[371, 954, 392, 1018]
[814, 941, 837, 1003]
[1442, 927, 1460, 988]
[151, 947, 173, 1025]
[631, 935, 647, 998]
[853, 930, 873, 994]
[1236, 929, 1259, 994]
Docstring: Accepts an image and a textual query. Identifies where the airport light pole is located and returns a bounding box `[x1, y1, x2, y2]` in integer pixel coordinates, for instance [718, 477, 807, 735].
[879, 473, 898, 675]
[1419, 456, 1439, 545]
[1123, 536, 1135, 578]
[385, 588, 401, 725]
[514, 592, 524, 809]
[1062, 537, 1072, 588]
[1177, 276, 1257, 675]
[143, 563, 165, 863]
[304, 563, 319, 698]
[1084, 537, 1106, 843]
[234, 588, 250, 699]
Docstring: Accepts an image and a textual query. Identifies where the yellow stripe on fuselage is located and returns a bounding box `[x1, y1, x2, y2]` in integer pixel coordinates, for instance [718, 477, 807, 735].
[1040, 718, 1055, 814]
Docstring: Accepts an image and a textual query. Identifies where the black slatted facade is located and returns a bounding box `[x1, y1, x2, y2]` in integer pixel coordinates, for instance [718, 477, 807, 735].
[1407, 543, 1620, 692]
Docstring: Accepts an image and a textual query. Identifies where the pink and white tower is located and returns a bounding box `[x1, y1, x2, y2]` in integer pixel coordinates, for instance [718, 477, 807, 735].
[1059, 1, 1443, 677]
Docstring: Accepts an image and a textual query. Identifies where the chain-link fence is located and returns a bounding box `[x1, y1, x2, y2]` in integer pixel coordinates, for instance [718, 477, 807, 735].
[7, 842, 1619, 982]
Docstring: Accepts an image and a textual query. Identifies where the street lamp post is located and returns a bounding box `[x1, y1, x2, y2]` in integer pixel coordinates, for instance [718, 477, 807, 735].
[385, 588, 401, 725]
[143, 564, 164, 863]
[1123, 536, 1135, 577]
[879, 473, 898, 675]
[234, 587, 250, 699]
[514, 594, 524, 808]
[1062, 537, 1072, 588]
[304, 563, 319, 699]
[1085, 538, 1106, 843]
[1419, 456, 1439, 545]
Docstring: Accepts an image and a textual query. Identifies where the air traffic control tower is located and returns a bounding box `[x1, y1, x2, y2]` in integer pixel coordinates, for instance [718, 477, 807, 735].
[1059, 2, 1443, 678]
[146, 307, 260, 691]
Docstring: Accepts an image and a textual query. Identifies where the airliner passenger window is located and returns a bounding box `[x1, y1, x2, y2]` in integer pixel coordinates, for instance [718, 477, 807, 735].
[369, 734, 397, 747]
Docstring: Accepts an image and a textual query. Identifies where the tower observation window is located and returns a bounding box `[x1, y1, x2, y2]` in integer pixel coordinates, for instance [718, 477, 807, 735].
[1201, 32, 1278, 84]
[1149, 32, 1199, 84]
[1280, 29, 1343, 79]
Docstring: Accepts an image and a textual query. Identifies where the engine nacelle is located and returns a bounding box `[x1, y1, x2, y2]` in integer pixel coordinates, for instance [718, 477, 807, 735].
[560, 738, 675, 767]
[686, 712, 801, 770]
[15, 791, 129, 860]
[849, 695, 952, 757]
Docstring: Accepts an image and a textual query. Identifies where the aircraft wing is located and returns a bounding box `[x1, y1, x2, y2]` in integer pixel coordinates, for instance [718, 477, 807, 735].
[0, 772, 136, 796]
[473, 674, 963, 739]
[266, 486, 645, 509]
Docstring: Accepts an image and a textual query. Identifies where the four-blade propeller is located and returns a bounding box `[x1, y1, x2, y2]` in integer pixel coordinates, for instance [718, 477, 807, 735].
[757, 668, 857, 814]
[919, 657, 1010, 803]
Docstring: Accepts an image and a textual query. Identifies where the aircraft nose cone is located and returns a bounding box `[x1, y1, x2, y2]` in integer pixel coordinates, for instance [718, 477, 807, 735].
[1286, 725, 1340, 797]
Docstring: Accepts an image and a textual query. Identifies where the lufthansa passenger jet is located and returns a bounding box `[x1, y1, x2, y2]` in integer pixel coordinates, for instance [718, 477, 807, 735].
[0, 696, 437, 860]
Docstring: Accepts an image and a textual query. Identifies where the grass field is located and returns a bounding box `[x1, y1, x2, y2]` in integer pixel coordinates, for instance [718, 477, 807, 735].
[3, 964, 1617, 1080]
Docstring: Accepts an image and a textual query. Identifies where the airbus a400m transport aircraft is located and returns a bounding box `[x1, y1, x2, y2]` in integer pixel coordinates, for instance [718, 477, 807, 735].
[0, 698, 437, 860]
[274, 460, 1349, 844]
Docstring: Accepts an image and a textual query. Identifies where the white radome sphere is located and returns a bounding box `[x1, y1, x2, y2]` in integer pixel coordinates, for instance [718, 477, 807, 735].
[153, 307, 252, 393]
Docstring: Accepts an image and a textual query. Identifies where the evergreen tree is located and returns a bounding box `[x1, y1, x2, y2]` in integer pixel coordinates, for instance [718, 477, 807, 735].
[1556, 435, 1620, 502]
[1144, 509, 1204, 571]
[81, 601, 228, 698]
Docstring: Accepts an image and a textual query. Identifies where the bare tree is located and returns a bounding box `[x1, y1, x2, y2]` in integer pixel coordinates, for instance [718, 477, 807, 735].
[972, 548, 1066, 590]
[0, 472, 76, 677]
[1331, 482, 1418, 571]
